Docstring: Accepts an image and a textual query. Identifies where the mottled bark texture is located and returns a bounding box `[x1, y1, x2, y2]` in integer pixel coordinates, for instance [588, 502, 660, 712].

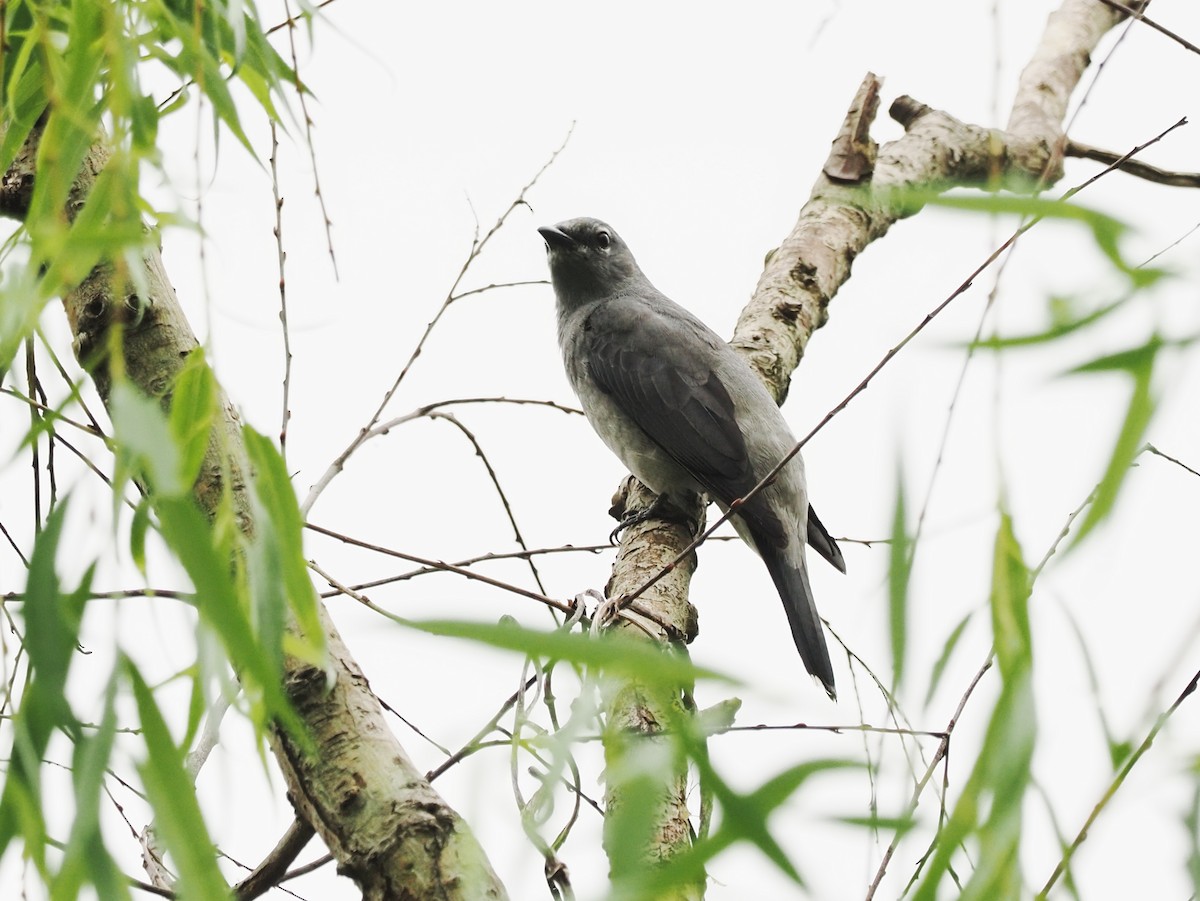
[2, 120, 507, 900]
[735, 0, 1125, 401]
[597, 0, 1129, 893]
[601, 478, 704, 900]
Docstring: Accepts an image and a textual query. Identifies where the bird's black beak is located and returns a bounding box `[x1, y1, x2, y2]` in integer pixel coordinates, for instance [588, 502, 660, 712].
[538, 225, 575, 250]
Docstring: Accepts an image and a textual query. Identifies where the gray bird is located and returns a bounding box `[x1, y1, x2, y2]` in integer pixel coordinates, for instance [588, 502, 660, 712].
[539, 217, 845, 699]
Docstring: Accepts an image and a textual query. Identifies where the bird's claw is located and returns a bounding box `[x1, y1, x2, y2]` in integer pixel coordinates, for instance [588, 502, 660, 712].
[608, 507, 652, 545]
[608, 492, 692, 545]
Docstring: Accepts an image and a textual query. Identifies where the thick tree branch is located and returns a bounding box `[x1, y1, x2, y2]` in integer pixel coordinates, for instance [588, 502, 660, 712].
[2, 120, 508, 900]
[594, 0, 1135, 892]
[736, 1, 1125, 399]
[601, 480, 703, 897]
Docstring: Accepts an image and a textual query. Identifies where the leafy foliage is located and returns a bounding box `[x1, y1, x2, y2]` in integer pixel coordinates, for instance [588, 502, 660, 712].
[0, 3, 1197, 899]
[913, 512, 1035, 901]
[0, 0, 296, 374]
[0, 1, 317, 894]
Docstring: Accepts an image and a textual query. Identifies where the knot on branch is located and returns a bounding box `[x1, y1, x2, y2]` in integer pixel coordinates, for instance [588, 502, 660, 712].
[0, 170, 35, 218]
[69, 266, 157, 367]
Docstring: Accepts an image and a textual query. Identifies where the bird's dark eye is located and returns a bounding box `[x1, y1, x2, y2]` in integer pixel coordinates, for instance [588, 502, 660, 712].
[596, 231, 612, 250]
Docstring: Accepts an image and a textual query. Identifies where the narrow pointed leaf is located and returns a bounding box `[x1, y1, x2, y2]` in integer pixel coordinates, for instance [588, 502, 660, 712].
[127, 663, 231, 900]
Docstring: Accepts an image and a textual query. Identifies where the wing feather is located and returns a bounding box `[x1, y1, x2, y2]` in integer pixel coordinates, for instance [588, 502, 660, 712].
[584, 299, 787, 548]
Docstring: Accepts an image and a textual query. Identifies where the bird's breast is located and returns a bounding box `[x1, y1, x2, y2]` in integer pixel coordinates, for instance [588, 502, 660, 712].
[558, 308, 700, 498]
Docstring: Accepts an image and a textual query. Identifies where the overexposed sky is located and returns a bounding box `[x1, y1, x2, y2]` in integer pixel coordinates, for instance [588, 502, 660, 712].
[4, 2, 1200, 898]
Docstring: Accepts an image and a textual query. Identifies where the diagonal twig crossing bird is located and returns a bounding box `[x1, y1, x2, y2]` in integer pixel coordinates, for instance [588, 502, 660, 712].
[540, 217, 844, 699]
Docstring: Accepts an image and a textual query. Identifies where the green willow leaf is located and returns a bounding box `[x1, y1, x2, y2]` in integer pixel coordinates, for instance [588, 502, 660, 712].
[50, 674, 130, 901]
[243, 427, 325, 660]
[0, 502, 93, 869]
[924, 611, 973, 709]
[129, 498, 151, 575]
[969, 296, 1127, 350]
[168, 349, 218, 491]
[407, 618, 732, 685]
[913, 511, 1035, 901]
[127, 663, 231, 901]
[1067, 337, 1160, 547]
[644, 755, 863, 896]
[110, 381, 184, 497]
[155, 495, 306, 742]
[990, 513, 1032, 680]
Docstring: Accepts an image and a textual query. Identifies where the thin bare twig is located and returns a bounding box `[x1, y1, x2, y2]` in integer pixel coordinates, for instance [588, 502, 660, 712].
[366, 395, 582, 441]
[0, 387, 108, 439]
[0, 588, 193, 603]
[0, 519, 28, 566]
[1036, 666, 1200, 898]
[128, 876, 175, 898]
[35, 326, 107, 435]
[864, 660, 993, 900]
[0, 387, 133, 513]
[1146, 443, 1200, 479]
[425, 675, 538, 782]
[451, 279, 550, 302]
[373, 692, 452, 757]
[1091, 0, 1200, 55]
[726, 721, 946, 740]
[827, 619, 940, 809]
[280, 0, 339, 279]
[304, 522, 573, 613]
[1138, 219, 1200, 268]
[1031, 484, 1097, 580]
[269, 122, 294, 455]
[265, 0, 340, 36]
[427, 411, 548, 595]
[26, 338, 42, 530]
[318, 542, 608, 597]
[278, 853, 333, 884]
[234, 817, 316, 900]
[300, 127, 573, 516]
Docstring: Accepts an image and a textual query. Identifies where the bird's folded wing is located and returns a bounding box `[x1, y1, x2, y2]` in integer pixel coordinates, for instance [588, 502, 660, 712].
[806, 504, 847, 573]
[584, 300, 788, 549]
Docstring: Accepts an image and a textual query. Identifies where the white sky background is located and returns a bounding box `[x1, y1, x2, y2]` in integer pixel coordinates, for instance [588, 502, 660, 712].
[3, 1, 1200, 898]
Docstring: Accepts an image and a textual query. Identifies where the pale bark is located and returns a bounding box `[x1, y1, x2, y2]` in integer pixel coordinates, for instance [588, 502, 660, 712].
[596, 0, 1130, 893]
[2, 120, 508, 900]
[736, 0, 1126, 396]
[601, 479, 703, 900]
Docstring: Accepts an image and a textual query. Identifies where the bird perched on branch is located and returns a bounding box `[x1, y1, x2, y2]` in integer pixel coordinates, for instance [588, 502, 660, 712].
[539, 217, 844, 699]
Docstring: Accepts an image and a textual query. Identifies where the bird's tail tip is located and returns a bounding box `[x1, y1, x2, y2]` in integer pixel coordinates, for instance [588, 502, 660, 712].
[759, 544, 837, 700]
[819, 677, 837, 702]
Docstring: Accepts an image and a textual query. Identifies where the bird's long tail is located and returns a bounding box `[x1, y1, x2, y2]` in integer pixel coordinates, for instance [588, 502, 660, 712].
[759, 544, 837, 700]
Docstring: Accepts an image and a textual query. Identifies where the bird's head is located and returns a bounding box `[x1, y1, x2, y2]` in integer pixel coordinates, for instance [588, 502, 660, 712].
[538, 217, 643, 308]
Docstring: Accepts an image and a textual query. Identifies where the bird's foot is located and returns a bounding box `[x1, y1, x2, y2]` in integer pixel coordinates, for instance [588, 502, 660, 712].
[608, 491, 700, 545]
